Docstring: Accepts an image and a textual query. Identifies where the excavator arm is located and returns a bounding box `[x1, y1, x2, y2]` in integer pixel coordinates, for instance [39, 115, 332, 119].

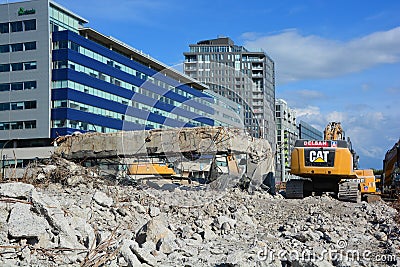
[323, 122, 345, 141]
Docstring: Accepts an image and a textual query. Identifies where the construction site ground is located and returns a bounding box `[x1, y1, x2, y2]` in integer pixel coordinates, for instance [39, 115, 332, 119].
[0, 158, 399, 267]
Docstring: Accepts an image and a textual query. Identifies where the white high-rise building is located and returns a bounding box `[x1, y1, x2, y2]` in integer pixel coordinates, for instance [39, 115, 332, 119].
[184, 37, 276, 151]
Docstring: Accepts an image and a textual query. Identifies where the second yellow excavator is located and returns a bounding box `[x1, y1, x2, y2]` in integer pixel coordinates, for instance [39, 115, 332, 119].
[380, 139, 400, 198]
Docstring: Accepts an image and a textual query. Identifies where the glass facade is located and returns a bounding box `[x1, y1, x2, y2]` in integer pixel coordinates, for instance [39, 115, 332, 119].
[298, 120, 323, 140]
[50, 5, 83, 33]
[50, 29, 223, 136]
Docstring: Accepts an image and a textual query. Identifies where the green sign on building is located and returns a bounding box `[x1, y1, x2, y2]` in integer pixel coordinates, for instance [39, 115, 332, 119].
[18, 7, 36, 16]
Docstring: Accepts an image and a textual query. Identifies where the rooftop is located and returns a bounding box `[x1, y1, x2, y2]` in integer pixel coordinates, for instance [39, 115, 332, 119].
[197, 37, 234, 46]
[50, 1, 88, 24]
[79, 28, 209, 91]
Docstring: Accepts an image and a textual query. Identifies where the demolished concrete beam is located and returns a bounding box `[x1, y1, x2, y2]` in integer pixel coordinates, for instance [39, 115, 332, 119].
[54, 126, 271, 160]
[54, 127, 275, 189]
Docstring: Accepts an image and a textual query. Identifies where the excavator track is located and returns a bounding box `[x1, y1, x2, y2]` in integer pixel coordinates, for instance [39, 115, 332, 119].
[285, 179, 312, 199]
[338, 181, 361, 203]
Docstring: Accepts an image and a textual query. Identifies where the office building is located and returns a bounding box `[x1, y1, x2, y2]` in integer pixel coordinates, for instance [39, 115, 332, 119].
[298, 120, 323, 140]
[0, 0, 243, 156]
[275, 99, 298, 182]
[183, 37, 276, 150]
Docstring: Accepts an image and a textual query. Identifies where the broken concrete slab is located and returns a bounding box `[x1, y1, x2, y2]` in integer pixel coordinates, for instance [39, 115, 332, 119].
[214, 215, 236, 230]
[30, 190, 86, 250]
[7, 202, 50, 239]
[93, 191, 114, 208]
[55, 127, 255, 157]
[136, 215, 176, 246]
[120, 239, 142, 267]
[0, 182, 34, 199]
[129, 240, 157, 266]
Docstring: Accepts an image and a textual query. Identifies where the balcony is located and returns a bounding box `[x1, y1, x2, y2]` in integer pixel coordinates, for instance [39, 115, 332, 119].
[184, 66, 198, 71]
[252, 64, 263, 70]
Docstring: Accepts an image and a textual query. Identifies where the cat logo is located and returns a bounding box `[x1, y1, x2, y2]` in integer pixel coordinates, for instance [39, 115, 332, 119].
[309, 150, 329, 163]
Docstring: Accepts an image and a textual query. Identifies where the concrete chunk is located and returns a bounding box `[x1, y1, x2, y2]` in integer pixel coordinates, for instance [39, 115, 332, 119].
[136, 215, 176, 245]
[0, 182, 34, 199]
[30, 190, 86, 250]
[93, 191, 114, 207]
[120, 239, 142, 267]
[7, 202, 50, 238]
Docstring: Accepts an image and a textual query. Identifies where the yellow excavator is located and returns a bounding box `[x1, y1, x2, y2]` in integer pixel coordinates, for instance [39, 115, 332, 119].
[128, 162, 176, 176]
[287, 122, 380, 202]
[380, 139, 400, 198]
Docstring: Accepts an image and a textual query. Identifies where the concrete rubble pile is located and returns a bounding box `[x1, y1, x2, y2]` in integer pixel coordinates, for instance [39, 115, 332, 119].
[0, 159, 399, 267]
[22, 157, 101, 187]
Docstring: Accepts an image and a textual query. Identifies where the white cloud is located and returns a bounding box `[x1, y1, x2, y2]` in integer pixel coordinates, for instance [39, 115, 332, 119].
[386, 87, 400, 94]
[293, 105, 326, 131]
[243, 27, 400, 84]
[326, 111, 346, 123]
[294, 105, 320, 117]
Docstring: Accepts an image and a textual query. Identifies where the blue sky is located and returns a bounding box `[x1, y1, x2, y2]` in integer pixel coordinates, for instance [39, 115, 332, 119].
[38, 0, 400, 169]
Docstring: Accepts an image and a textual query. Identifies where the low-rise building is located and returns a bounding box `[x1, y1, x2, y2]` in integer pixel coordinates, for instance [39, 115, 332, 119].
[275, 99, 298, 182]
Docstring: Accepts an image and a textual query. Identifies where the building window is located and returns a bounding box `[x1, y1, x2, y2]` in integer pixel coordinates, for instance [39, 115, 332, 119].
[24, 61, 37, 70]
[0, 23, 9, 33]
[0, 103, 9, 111]
[11, 43, 23, 52]
[70, 42, 80, 52]
[11, 82, 23, 91]
[0, 84, 9, 92]
[24, 120, 36, 129]
[11, 63, 23, 71]
[24, 41, 36, 50]
[0, 122, 9, 130]
[10, 121, 23, 130]
[24, 19, 36, 31]
[0, 81, 36, 91]
[0, 64, 10, 72]
[24, 101, 37, 109]
[10, 21, 23, 32]
[0, 100, 36, 111]
[0, 44, 9, 53]
[11, 102, 24, 110]
[24, 81, 37, 89]
[57, 40, 68, 49]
